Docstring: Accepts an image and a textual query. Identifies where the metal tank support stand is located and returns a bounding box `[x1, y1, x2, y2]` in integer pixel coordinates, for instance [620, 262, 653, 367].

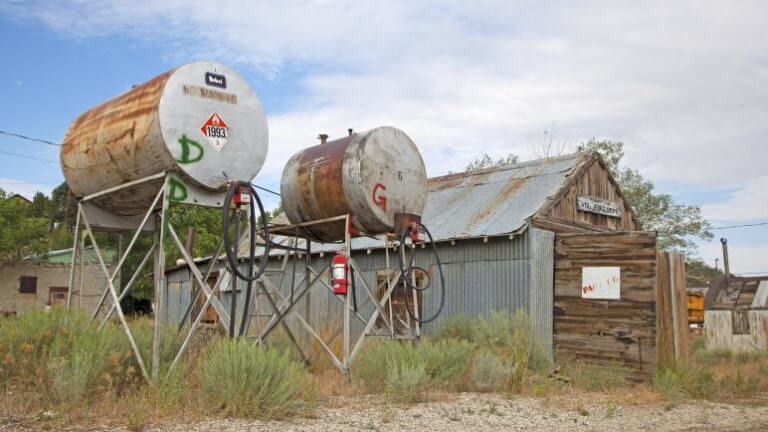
[246, 214, 418, 375]
[67, 172, 235, 382]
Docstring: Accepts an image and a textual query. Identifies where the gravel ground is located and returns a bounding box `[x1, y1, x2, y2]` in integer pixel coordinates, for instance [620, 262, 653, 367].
[7, 393, 766, 432]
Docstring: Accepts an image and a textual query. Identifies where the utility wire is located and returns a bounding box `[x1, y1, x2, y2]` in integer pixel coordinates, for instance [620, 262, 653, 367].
[0, 129, 62, 147]
[710, 222, 768, 230]
[0, 149, 57, 163]
[0, 179, 62, 184]
[251, 183, 281, 197]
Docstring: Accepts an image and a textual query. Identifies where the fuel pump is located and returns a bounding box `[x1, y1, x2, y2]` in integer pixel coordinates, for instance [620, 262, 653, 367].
[222, 180, 270, 337]
[398, 219, 446, 324]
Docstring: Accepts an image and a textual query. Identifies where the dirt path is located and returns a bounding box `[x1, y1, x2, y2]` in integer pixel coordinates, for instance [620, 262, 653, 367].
[4, 393, 767, 431]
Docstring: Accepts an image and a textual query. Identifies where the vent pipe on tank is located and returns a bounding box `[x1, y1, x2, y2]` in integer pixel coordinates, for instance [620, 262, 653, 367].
[318, 134, 328, 145]
[348, 128, 354, 136]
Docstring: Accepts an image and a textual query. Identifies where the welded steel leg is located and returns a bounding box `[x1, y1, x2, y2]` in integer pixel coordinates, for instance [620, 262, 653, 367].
[78, 235, 85, 310]
[385, 239, 394, 337]
[80, 209, 149, 380]
[66, 205, 82, 310]
[343, 215, 351, 371]
[412, 254, 421, 338]
[152, 179, 170, 381]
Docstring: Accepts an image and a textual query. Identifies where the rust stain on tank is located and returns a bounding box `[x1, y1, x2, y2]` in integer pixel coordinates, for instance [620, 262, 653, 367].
[294, 134, 356, 220]
[61, 69, 173, 163]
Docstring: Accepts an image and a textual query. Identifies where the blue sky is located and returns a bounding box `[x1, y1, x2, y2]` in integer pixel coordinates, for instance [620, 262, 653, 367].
[0, 1, 766, 273]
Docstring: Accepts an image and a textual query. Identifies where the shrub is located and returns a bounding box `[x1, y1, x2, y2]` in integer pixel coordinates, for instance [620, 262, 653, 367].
[653, 365, 715, 401]
[385, 358, 428, 403]
[354, 339, 472, 394]
[433, 315, 476, 342]
[199, 340, 304, 418]
[353, 340, 405, 392]
[471, 350, 510, 391]
[0, 309, 141, 402]
[435, 310, 551, 374]
[719, 370, 759, 399]
[567, 361, 629, 392]
[419, 339, 473, 387]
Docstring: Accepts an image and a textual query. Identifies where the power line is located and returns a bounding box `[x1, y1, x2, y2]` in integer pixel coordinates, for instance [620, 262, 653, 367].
[0, 129, 62, 147]
[710, 222, 768, 230]
[0, 179, 62, 184]
[0, 149, 57, 163]
[251, 183, 281, 197]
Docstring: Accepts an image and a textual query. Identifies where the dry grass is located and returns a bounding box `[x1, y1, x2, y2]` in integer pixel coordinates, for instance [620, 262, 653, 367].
[4, 310, 768, 429]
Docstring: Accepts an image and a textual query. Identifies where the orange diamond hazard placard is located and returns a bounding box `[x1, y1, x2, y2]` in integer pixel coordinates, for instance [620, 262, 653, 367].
[200, 113, 229, 151]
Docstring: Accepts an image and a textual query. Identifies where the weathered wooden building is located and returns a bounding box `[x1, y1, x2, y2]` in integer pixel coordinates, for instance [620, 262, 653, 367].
[165, 152, 686, 378]
[704, 275, 768, 352]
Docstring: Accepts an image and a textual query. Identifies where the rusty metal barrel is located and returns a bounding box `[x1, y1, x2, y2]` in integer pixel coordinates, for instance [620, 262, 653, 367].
[60, 61, 268, 215]
[280, 126, 428, 242]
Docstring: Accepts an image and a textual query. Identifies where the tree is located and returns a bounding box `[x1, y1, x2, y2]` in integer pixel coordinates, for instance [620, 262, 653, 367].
[686, 258, 724, 287]
[465, 153, 519, 172]
[577, 139, 713, 253]
[0, 189, 51, 264]
[50, 182, 77, 227]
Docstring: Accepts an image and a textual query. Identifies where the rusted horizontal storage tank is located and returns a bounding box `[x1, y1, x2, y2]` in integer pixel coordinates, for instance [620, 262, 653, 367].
[281, 126, 427, 242]
[61, 61, 268, 215]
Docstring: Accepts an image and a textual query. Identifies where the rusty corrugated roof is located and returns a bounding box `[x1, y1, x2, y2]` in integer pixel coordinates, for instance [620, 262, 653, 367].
[247, 153, 585, 256]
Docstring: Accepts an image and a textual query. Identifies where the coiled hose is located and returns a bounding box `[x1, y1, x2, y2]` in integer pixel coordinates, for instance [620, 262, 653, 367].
[222, 181, 270, 337]
[398, 221, 445, 324]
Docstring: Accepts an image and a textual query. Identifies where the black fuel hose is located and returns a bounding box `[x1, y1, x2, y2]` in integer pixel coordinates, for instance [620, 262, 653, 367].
[398, 221, 445, 324]
[221, 181, 270, 337]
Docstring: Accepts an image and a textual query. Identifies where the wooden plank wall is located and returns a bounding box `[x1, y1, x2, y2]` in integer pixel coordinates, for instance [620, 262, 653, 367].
[538, 156, 640, 232]
[553, 231, 657, 380]
[704, 310, 768, 351]
[656, 252, 690, 368]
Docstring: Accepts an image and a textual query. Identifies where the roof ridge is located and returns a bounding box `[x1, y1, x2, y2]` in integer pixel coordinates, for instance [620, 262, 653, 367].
[429, 152, 582, 182]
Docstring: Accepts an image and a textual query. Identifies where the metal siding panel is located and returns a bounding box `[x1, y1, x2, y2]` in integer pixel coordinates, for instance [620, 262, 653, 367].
[529, 228, 554, 357]
[164, 227, 542, 339]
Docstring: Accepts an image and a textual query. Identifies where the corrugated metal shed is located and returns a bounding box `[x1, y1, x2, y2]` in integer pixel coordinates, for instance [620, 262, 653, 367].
[163, 155, 585, 355]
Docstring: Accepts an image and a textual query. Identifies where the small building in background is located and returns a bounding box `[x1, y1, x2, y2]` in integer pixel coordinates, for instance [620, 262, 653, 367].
[0, 247, 116, 316]
[704, 275, 768, 351]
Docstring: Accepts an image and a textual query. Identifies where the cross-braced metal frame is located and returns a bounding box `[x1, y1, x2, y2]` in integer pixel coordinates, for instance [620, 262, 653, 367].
[67, 172, 238, 381]
[240, 215, 422, 374]
[67, 173, 422, 381]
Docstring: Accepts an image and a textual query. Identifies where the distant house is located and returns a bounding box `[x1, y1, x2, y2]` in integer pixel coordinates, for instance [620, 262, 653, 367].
[0, 247, 116, 315]
[8, 193, 32, 205]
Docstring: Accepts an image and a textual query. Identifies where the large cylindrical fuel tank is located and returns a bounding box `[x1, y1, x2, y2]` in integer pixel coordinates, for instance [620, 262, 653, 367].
[281, 126, 427, 242]
[61, 61, 268, 215]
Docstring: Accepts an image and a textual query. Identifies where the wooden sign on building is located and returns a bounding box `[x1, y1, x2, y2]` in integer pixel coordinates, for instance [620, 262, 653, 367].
[577, 196, 622, 218]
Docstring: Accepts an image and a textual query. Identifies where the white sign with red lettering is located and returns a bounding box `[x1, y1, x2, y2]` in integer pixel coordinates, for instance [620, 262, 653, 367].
[200, 112, 229, 151]
[581, 266, 621, 300]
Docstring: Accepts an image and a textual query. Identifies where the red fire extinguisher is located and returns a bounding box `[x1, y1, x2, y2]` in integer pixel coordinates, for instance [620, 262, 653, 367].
[332, 252, 348, 295]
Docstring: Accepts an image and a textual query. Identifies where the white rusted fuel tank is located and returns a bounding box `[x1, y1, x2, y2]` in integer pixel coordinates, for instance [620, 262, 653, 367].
[280, 127, 427, 242]
[60, 61, 268, 215]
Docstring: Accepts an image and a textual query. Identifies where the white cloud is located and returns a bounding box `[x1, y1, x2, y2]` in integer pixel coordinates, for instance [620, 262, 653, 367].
[0, 178, 57, 198]
[4, 1, 768, 220]
[697, 240, 768, 275]
[702, 176, 768, 222]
